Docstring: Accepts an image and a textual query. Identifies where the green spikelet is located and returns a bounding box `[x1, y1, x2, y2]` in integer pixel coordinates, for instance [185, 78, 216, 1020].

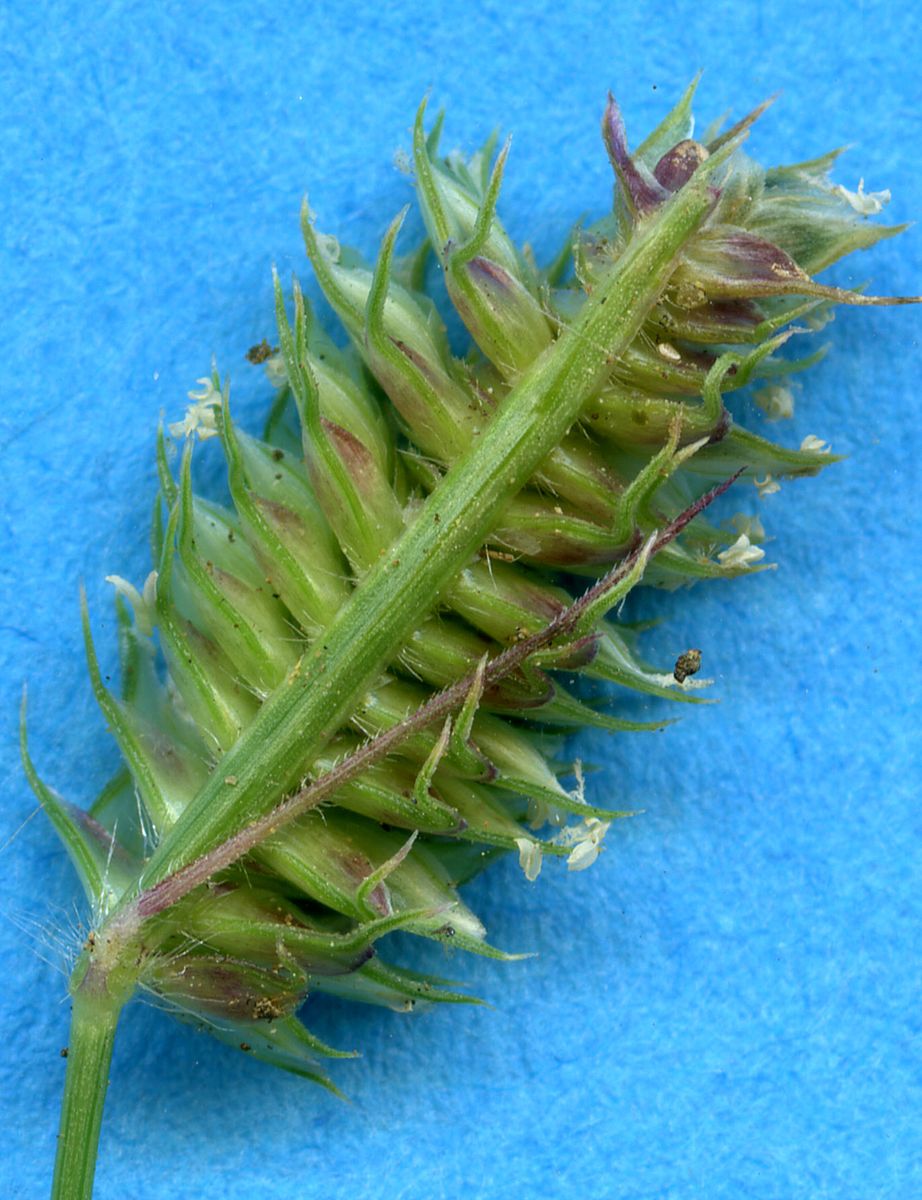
[24, 84, 916, 1199]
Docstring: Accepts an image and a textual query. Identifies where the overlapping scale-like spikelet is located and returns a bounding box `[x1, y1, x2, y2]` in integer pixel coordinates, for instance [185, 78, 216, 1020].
[26, 81, 909, 1098]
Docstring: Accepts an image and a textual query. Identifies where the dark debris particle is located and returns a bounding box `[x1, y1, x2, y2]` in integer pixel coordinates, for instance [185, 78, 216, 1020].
[246, 340, 276, 364]
[674, 648, 703, 684]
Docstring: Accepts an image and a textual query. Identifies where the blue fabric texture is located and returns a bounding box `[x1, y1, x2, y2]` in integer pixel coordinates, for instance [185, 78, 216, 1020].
[1, 2, 919, 1197]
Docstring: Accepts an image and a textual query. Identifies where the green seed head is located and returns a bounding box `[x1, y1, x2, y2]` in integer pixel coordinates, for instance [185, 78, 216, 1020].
[25, 83, 914, 1122]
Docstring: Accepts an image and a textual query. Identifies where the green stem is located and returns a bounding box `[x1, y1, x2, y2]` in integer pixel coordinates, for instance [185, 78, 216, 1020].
[52, 985, 124, 1200]
[118, 171, 716, 906]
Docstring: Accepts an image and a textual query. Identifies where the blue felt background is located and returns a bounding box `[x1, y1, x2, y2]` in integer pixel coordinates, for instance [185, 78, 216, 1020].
[1, 2, 919, 1197]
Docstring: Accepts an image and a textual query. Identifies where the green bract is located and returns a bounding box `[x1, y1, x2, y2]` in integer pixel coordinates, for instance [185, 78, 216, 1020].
[24, 82, 913, 1200]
